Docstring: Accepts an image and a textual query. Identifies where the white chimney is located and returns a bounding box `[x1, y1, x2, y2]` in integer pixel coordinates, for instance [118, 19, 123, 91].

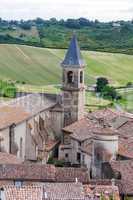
[75, 177, 78, 183]
[44, 192, 48, 199]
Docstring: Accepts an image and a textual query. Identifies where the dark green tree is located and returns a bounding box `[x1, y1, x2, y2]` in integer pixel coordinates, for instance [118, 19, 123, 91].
[96, 77, 109, 93]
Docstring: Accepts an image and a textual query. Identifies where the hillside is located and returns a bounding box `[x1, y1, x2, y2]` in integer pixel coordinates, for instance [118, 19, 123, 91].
[1, 18, 133, 54]
[0, 44, 133, 86]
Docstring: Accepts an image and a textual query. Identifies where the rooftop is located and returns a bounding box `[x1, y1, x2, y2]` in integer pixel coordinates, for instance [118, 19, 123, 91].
[61, 34, 85, 68]
[3, 183, 120, 200]
[0, 152, 22, 164]
[4, 185, 43, 200]
[63, 118, 97, 141]
[0, 105, 30, 130]
[43, 182, 84, 200]
[118, 137, 133, 159]
[0, 164, 89, 183]
[9, 93, 57, 116]
[84, 185, 120, 200]
[110, 160, 133, 195]
[56, 167, 89, 183]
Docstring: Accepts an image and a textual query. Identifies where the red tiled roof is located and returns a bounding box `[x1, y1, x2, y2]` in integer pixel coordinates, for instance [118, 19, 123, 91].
[118, 137, 133, 159]
[0, 164, 56, 181]
[110, 160, 133, 195]
[93, 127, 118, 136]
[0, 164, 89, 183]
[63, 118, 99, 141]
[4, 185, 43, 200]
[4, 183, 85, 200]
[0, 106, 30, 130]
[117, 120, 133, 139]
[84, 185, 120, 200]
[43, 182, 85, 199]
[45, 140, 59, 152]
[0, 153, 22, 164]
[55, 167, 90, 184]
[88, 108, 118, 121]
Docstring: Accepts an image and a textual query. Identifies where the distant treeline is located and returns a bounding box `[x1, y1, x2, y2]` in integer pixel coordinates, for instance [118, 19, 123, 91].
[0, 17, 133, 54]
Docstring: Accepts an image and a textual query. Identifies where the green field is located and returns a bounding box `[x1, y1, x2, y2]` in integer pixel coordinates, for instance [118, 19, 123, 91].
[0, 44, 133, 86]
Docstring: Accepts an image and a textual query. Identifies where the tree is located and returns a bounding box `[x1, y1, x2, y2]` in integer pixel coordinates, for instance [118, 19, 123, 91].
[96, 77, 109, 93]
[65, 19, 80, 29]
[102, 85, 119, 100]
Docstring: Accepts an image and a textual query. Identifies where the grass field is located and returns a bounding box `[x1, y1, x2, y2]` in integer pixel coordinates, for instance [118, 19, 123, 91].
[0, 44, 133, 86]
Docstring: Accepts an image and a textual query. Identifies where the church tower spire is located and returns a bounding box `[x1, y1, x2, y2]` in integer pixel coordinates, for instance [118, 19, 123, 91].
[61, 34, 85, 126]
[62, 34, 85, 67]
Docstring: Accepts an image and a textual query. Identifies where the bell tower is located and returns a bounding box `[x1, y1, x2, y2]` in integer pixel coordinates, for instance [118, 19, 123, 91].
[61, 34, 85, 126]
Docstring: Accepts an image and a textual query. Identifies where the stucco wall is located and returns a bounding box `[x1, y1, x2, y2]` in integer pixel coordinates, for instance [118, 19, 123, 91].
[14, 122, 27, 161]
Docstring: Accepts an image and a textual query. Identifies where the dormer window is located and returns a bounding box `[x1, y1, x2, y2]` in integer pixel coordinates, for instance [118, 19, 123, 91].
[67, 71, 74, 83]
[14, 180, 23, 187]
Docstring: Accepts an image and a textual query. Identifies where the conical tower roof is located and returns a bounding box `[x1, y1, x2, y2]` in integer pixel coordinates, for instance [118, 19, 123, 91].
[61, 34, 85, 68]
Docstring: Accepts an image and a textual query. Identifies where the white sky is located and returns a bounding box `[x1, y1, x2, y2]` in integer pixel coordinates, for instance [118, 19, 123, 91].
[0, 0, 133, 21]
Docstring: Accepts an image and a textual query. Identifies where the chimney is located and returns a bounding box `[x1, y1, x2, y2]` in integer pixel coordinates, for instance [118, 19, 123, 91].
[44, 191, 48, 199]
[0, 188, 5, 200]
[75, 177, 78, 183]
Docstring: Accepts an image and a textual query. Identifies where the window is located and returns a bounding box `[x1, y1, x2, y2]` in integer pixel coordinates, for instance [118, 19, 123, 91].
[14, 181, 23, 187]
[19, 137, 23, 158]
[65, 153, 68, 158]
[82, 155, 85, 164]
[80, 71, 83, 83]
[79, 141, 81, 146]
[77, 152, 81, 163]
[9, 124, 15, 154]
[67, 71, 74, 83]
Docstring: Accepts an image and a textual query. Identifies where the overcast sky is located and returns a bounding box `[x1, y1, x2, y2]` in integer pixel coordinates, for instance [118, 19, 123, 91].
[0, 0, 133, 21]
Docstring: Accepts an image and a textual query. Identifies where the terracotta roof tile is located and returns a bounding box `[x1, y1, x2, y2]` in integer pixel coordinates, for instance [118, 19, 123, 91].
[88, 109, 118, 121]
[56, 167, 90, 184]
[84, 185, 120, 200]
[43, 182, 85, 199]
[117, 120, 133, 139]
[110, 160, 133, 195]
[4, 185, 43, 200]
[0, 106, 30, 130]
[0, 164, 89, 184]
[63, 118, 99, 141]
[93, 127, 118, 136]
[45, 140, 59, 152]
[0, 164, 56, 181]
[0, 153, 22, 164]
[118, 137, 133, 159]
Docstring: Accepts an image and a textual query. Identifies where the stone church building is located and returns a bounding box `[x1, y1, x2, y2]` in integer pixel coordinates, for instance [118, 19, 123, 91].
[0, 34, 132, 179]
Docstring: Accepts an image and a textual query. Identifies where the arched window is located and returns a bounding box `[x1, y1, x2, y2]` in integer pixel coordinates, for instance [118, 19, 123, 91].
[19, 137, 23, 158]
[67, 71, 74, 83]
[80, 71, 83, 83]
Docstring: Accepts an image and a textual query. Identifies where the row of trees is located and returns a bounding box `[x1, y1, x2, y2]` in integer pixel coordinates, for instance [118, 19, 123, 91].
[1, 17, 133, 30]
